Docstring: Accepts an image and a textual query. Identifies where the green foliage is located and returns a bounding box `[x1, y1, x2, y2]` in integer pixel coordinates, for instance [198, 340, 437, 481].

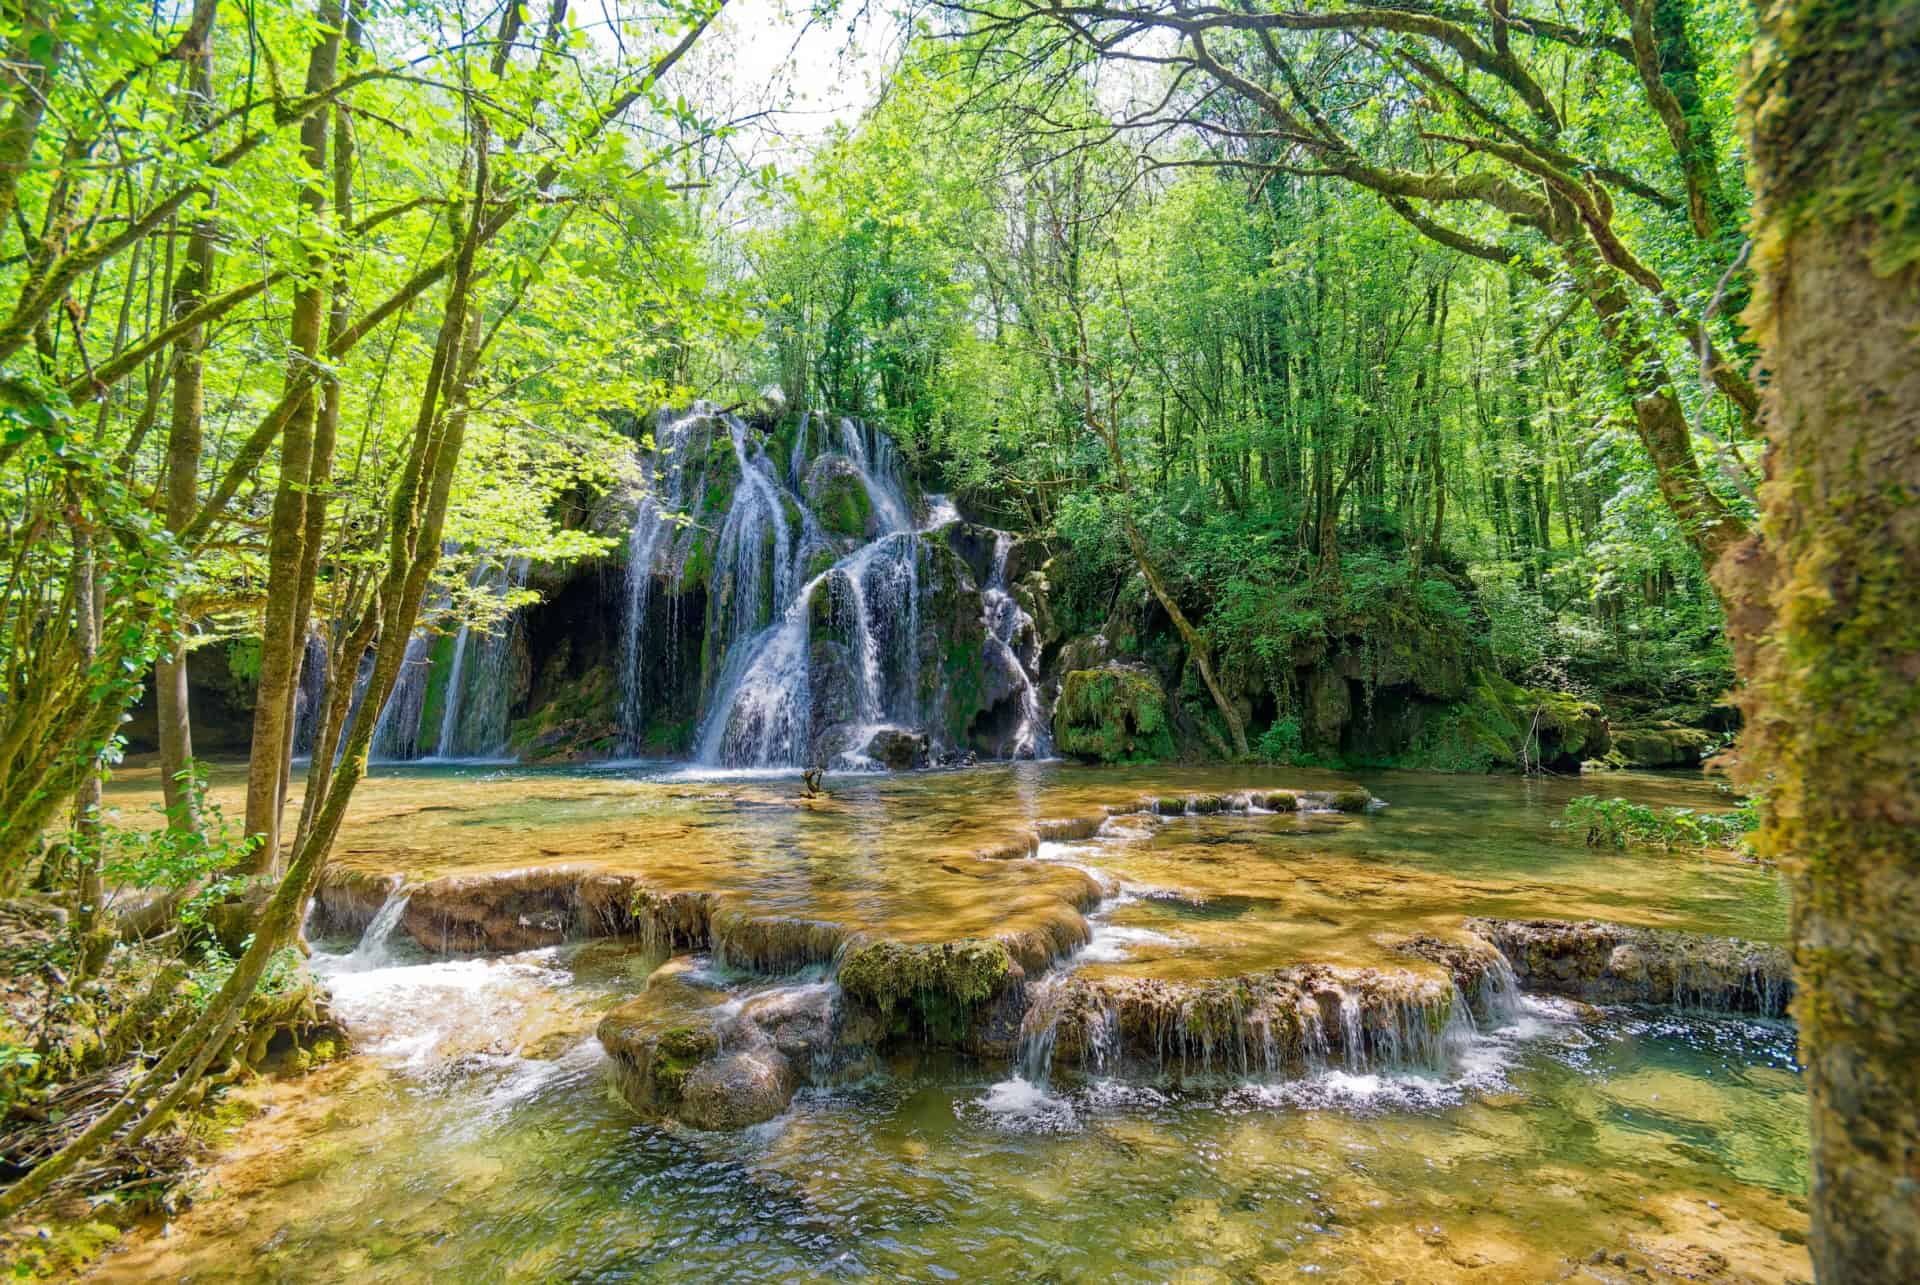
[1256, 717, 1304, 765]
[1054, 668, 1177, 763]
[225, 639, 263, 686]
[91, 765, 260, 932]
[1560, 793, 1759, 852]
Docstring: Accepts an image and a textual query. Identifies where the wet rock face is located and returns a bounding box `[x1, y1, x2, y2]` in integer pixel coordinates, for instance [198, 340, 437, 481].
[1023, 964, 1467, 1082]
[600, 970, 877, 1130]
[863, 727, 929, 770]
[1467, 918, 1792, 1016]
[804, 455, 875, 539]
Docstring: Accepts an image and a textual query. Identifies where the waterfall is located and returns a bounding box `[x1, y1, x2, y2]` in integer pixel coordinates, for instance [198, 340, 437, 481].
[371, 632, 437, 761]
[619, 409, 707, 750]
[696, 532, 925, 768]
[836, 415, 911, 534]
[981, 532, 1052, 759]
[434, 556, 530, 759]
[689, 407, 931, 768]
[368, 553, 529, 763]
[330, 890, 413, 973]
[290, 631, 331, 757]
[608, 404, 1051, 770]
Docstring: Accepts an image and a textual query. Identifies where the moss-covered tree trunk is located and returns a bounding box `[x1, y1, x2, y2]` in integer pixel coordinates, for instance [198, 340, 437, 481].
[1716, 2, 1920, 1277]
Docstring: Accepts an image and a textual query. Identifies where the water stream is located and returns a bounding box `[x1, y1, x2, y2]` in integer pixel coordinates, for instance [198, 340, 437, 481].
[90, 764, 1807, 1283]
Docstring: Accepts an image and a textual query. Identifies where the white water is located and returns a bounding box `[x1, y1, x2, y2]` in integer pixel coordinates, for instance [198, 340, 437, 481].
[311, 895, 588, 1080]
[628, 404, 1048, 770]
[978, 531, 1053, 759]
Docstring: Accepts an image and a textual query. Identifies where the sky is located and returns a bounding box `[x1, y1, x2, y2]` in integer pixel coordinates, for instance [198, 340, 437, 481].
[585, 0, 905, 172]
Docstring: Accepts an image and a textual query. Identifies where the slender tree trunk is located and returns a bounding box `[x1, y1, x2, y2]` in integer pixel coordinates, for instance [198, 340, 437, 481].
[0, 6, 59, 233]
[157, 0, 219, 833]
[69, 529, 104, 960]
[243, 1, 346, 874]
[1566, 246, 1747, 568]
[1715, 2, 1920, 1278]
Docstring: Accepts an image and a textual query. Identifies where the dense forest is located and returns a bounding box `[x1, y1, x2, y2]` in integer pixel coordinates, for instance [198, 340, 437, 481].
[0, 0, 1913, 1280]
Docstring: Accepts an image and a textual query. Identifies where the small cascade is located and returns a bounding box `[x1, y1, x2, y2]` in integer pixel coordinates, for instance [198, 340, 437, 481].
[1016, 974, 1068, 1085]
[1471, 949, 1528, 1026]
[327, 891, 413, 973]
[434, 557, 530, 758]
[979, 532, 1052, 759]
[836, 415, 911, 534]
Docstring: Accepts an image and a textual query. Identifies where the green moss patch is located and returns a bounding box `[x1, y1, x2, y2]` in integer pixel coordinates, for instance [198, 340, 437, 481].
[1054, 666, 1177, 763]
[837, 938, 1013, 1043]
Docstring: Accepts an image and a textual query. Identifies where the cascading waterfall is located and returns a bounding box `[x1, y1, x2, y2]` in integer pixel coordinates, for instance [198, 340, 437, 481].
[433, 556, 531, 759]
[980, 532, 1053, 759]
[695, 531, 925, 768]
[611, 403, 1052, 770]
[619, 410, 699, 748]
[366, 555, 529, 763]
[370, 632, 437, 761]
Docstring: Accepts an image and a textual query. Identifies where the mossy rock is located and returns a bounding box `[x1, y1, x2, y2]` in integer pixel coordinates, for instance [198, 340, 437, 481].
[1399, 673, 1608, 772]
[1610, 722, 1714, 768]
[837, 938, 1014, 1044]
[598, 993, 724, 1115]
[1329, 788, 1374, 813]
[1053, 665, 1177, 764]
[809, 461, 873, 538]
[508, 662, 620, 762]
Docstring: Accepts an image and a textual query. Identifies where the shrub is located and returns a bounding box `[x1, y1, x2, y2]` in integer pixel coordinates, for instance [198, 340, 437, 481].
[1560, 793, 1758, 852]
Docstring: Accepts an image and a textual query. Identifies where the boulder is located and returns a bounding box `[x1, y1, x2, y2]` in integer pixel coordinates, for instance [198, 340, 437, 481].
[1052, 664, 1177, 763]
[600, 964, 883, 1130]
[1610, 723, 1714, 768]
[863, 727, 929, 770]
[677, 1046, 798, 1129]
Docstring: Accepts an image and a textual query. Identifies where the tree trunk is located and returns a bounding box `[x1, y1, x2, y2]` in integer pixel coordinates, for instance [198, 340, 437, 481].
[157, 0, 218, 834]
[242, 1, 346, 874]
[1567, 246, 1747, 569]
[1715, 2, 1920, 1278]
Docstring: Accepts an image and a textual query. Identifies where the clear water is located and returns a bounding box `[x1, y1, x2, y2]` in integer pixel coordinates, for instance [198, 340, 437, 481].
[93, 946, 1807, 1282]
[90, 764, 1807, 1283]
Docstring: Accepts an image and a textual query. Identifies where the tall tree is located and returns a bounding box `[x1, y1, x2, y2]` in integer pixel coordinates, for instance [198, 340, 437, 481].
[1716, 0, 1919, 1278]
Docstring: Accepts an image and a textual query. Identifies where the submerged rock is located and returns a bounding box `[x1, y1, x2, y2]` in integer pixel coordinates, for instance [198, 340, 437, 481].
[678, 1047, 798, 1129]
[1466, 917, 1791, 1016]
[599, 967, 872, 1130]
